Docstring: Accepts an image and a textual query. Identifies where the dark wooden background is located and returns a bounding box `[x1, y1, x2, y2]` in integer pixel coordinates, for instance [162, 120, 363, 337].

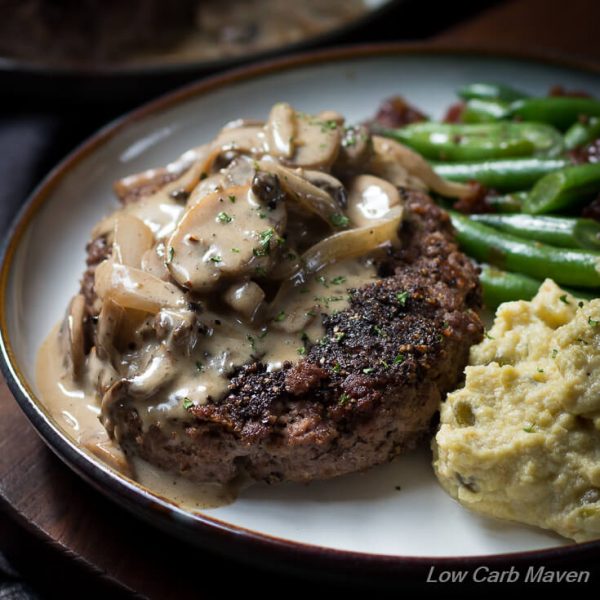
[2, 0, 600, 597]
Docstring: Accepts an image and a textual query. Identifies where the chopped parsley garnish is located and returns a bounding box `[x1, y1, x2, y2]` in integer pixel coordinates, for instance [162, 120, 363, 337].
[334, 331, 345, 342]
[321, 119, 339, 131]
[393, 353, 406, 365]
[165, 246, 175, 264]
[209, 255, 222, 263]
[552, 348, 558, 358]
[258, 329, 268, 339]
[231, 247, 240, 253]
[338, 392, 350, 405]
[330, 213, 350, 228]
[537, 368, 544, 373]
[195, 361, 204, 373]
[217, 211, 233, 224]
[396, 291, 409, 306]
[523, 424, 535, 433]
[362, 367, 375, 374]
[246, 334, 256, 351]
[297, 347, 306, 356]
[183, 397, 194, 410]
[274, 310, 286, 322]
[589, 317, 600, 327]
[316, 275, 329, 287]
[330, 276, 346, 285]
[228, 195, 236, 203]
[381, 360, 390, 369]
[254, 228, 279, 257]
[333, 363, 341, 373]
[484, 331, 494, 340]
[559, 294, 570, 304]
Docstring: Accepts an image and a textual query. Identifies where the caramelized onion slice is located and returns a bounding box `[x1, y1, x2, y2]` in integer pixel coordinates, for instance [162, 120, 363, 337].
[272, 205, 403, 305]
[95, 259, 187, 314]
[370, 136, 470, 199]
[113, 215, 154, 268]
[300, 205, 403, 277]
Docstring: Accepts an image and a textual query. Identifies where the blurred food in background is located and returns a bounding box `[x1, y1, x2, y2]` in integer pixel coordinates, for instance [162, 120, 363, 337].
[0, 0, 372, 67]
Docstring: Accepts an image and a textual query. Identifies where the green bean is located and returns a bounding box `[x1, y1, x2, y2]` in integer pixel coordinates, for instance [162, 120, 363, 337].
[479, 264, 596, 307]
[457, 82, 529, 103]
[433, 158, 569, 191]
[461, 99, 511, 123]
[380, 122, 562, 161]
[511, 97, 600, 131]
[486, 191, 528, 213]
[523, 163, 600, 214]
[480, 264, 542, 307]
[448, 210, 600, 288]
[564, 117, 600, 150]
[470, 214, 600, 250]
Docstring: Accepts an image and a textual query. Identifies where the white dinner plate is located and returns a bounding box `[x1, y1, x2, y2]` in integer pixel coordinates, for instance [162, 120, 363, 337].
[2, 45, 599, 575]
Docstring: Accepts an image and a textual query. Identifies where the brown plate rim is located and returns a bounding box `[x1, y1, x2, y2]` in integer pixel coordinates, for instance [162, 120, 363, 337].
[1, 42, 600, 574]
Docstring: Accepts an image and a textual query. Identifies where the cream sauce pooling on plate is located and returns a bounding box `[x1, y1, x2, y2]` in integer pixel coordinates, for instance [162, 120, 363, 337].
[36, 324, 240, 509]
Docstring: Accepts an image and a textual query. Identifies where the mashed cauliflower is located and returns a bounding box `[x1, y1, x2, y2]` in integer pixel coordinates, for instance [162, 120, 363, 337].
[433, 279, 600, 542]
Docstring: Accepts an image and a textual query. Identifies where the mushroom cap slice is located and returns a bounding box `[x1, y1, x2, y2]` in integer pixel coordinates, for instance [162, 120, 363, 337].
[167, 184, 287, 291]
[285, 112, 342, 170]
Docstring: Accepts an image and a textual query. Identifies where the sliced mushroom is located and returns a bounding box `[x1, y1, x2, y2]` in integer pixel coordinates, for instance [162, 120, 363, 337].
[346, 175, 402, 227]
[285, 112, 342, 169]
[224, 280, 266, 320]
[60, 294, 86, 379]
[335, 124, 373, 173]
[113, 214, 154, 268]
[256, 162, 342, 226]
[211, 124, 267, 157]
[370, 136, 470, 198]
[301, 170, 347, 208]
[127, 349, 175, 399]
[316, 110, 345, 126]
[265, 102, 296, 159]
[167, 184, 287, 291]
[95, 258, 187, 313]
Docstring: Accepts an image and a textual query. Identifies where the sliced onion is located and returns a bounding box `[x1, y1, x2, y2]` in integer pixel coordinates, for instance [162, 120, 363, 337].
[300, 205, 403, 278]
[95, 259, 187, 314]
[113, 214, 154, 268]
[370, 136, 470, 199]
[271, 205, 403, 307]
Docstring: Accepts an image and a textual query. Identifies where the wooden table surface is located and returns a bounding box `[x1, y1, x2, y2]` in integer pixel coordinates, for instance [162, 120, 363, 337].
[2, 0, 600, 597]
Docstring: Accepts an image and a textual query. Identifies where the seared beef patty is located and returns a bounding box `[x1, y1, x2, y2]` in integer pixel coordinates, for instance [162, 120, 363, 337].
[95, 190, 482, 483]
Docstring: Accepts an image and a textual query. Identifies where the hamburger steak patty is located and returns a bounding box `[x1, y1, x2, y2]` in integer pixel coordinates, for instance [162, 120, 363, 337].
[102, 190, 483, 484]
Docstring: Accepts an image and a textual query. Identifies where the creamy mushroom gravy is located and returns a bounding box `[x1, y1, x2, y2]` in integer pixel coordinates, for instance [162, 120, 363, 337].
[35, 102, 470, 506]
